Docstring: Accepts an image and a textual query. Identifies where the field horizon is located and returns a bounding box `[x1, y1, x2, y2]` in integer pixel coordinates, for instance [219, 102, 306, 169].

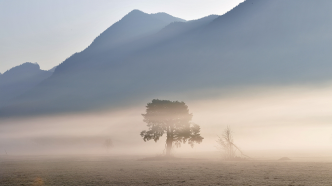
[1, 154, 332, 185]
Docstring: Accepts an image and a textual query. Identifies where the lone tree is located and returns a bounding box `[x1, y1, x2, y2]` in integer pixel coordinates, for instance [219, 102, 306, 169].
[140, 99, 203, 156]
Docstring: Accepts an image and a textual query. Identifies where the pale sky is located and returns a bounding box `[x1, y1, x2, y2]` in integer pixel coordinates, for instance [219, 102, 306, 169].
[0, 0, 244, 73]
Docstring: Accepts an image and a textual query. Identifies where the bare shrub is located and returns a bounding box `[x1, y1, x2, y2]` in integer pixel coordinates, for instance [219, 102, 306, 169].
[104, 138, 113, 153]
[216, 126, 250, 161]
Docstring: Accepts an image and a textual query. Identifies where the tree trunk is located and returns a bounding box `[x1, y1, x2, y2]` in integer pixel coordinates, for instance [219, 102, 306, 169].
[166, 128, 173, 157]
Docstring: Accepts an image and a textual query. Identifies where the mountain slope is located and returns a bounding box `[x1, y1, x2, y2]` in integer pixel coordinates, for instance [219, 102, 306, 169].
[0, 13, 217, 117]
[87, 10, 185, 52]
[54, 10, 185, 74]
[3, 0, 332, 117]
[0, 63, 53, 106]
[199, 0, 332, 84]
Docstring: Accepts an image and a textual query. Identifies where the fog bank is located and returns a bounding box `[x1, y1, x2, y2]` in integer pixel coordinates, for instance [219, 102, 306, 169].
[1, 84, 332, 159]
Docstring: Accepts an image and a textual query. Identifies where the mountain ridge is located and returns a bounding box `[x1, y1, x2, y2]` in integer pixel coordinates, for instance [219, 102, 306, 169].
[53, 10, 185, 76]
[0, 62, 53, 107]
[3, 0, 332, 117]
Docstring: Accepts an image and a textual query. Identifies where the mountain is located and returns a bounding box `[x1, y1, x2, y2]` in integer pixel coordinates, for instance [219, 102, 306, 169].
[200, 0, 332, 85]
[0, 62, 53, 106]
[88, 10, 185, 52]
[48, 66, 57, 73]
[2, 0, 332, 117]
[55, 10, 185, 74]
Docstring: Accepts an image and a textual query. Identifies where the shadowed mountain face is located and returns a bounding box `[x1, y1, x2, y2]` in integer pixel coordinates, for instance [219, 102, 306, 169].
[89, 10, 185, 51]
[0, 63, 53, 106]
[54, 10, 185, 74]
[2, 0, 332, 117]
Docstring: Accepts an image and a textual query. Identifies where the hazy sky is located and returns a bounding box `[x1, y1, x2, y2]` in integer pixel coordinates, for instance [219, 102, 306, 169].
[0, 0, 244, 73]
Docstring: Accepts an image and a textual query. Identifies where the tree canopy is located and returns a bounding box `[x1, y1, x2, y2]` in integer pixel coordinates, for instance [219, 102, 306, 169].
[140, 99, 203, 156]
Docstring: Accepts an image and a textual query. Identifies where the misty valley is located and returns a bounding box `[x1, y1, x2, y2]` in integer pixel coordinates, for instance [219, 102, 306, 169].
[2, 0, 332, 185]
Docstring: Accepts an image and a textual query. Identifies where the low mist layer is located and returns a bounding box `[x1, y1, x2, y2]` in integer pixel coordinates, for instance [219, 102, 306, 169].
[1, 84, 332, 160]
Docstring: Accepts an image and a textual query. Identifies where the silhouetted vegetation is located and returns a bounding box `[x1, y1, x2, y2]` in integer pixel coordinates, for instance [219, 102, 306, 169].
[104, 138, 113, 153]
[141, 99, 203, 156]
[216, 126, 249, 161]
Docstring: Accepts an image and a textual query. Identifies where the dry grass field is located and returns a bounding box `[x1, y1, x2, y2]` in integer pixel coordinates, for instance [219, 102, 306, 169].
[1, 156, 332, 186]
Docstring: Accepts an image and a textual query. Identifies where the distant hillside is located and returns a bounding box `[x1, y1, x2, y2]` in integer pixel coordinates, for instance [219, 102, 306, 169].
[48, 66, 57, 73]
[0, 62, 53, 106]
[54, 10, 185, 74]
[88, 10, 185, 52]
[2, 0, 332, 117]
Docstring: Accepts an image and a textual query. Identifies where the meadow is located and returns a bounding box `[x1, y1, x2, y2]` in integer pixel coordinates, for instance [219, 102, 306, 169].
[1, 155, 332, 186]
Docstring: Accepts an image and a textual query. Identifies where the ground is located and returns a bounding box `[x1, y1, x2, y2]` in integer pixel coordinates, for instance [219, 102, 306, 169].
[1, 156, 332, 186]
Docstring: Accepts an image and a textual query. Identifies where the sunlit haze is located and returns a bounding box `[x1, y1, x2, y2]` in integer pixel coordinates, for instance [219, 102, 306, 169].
[1, 1, 332, 185]
[2, 84, 332, 158]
